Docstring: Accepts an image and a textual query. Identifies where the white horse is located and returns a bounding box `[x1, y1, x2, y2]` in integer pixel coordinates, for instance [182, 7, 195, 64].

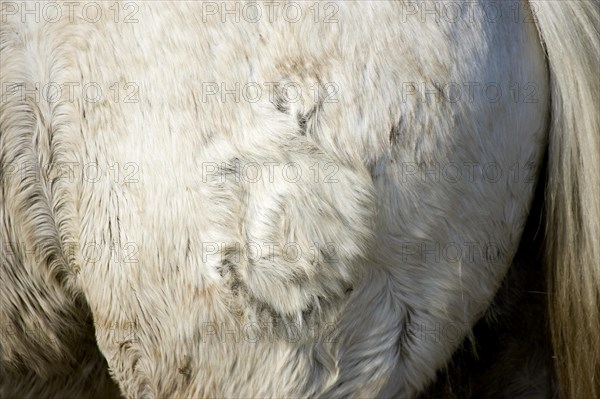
[1, 1, 598, 398]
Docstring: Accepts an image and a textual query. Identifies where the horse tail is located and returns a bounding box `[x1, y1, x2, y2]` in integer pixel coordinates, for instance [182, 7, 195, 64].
[530, 1, 600, 397]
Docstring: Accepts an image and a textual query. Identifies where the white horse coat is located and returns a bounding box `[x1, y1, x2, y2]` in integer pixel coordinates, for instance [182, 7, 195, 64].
[1, 1, 598, 398]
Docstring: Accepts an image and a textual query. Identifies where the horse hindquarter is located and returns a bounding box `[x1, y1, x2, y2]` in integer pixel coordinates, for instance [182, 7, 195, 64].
[0, 1, 555, 397]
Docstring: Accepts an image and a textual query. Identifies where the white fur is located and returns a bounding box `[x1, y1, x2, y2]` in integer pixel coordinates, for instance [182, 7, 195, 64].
[1, 1, 557, 397]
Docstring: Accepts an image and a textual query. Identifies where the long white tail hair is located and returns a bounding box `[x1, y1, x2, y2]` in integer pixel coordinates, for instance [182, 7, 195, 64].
[532, 1, 600, 397]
